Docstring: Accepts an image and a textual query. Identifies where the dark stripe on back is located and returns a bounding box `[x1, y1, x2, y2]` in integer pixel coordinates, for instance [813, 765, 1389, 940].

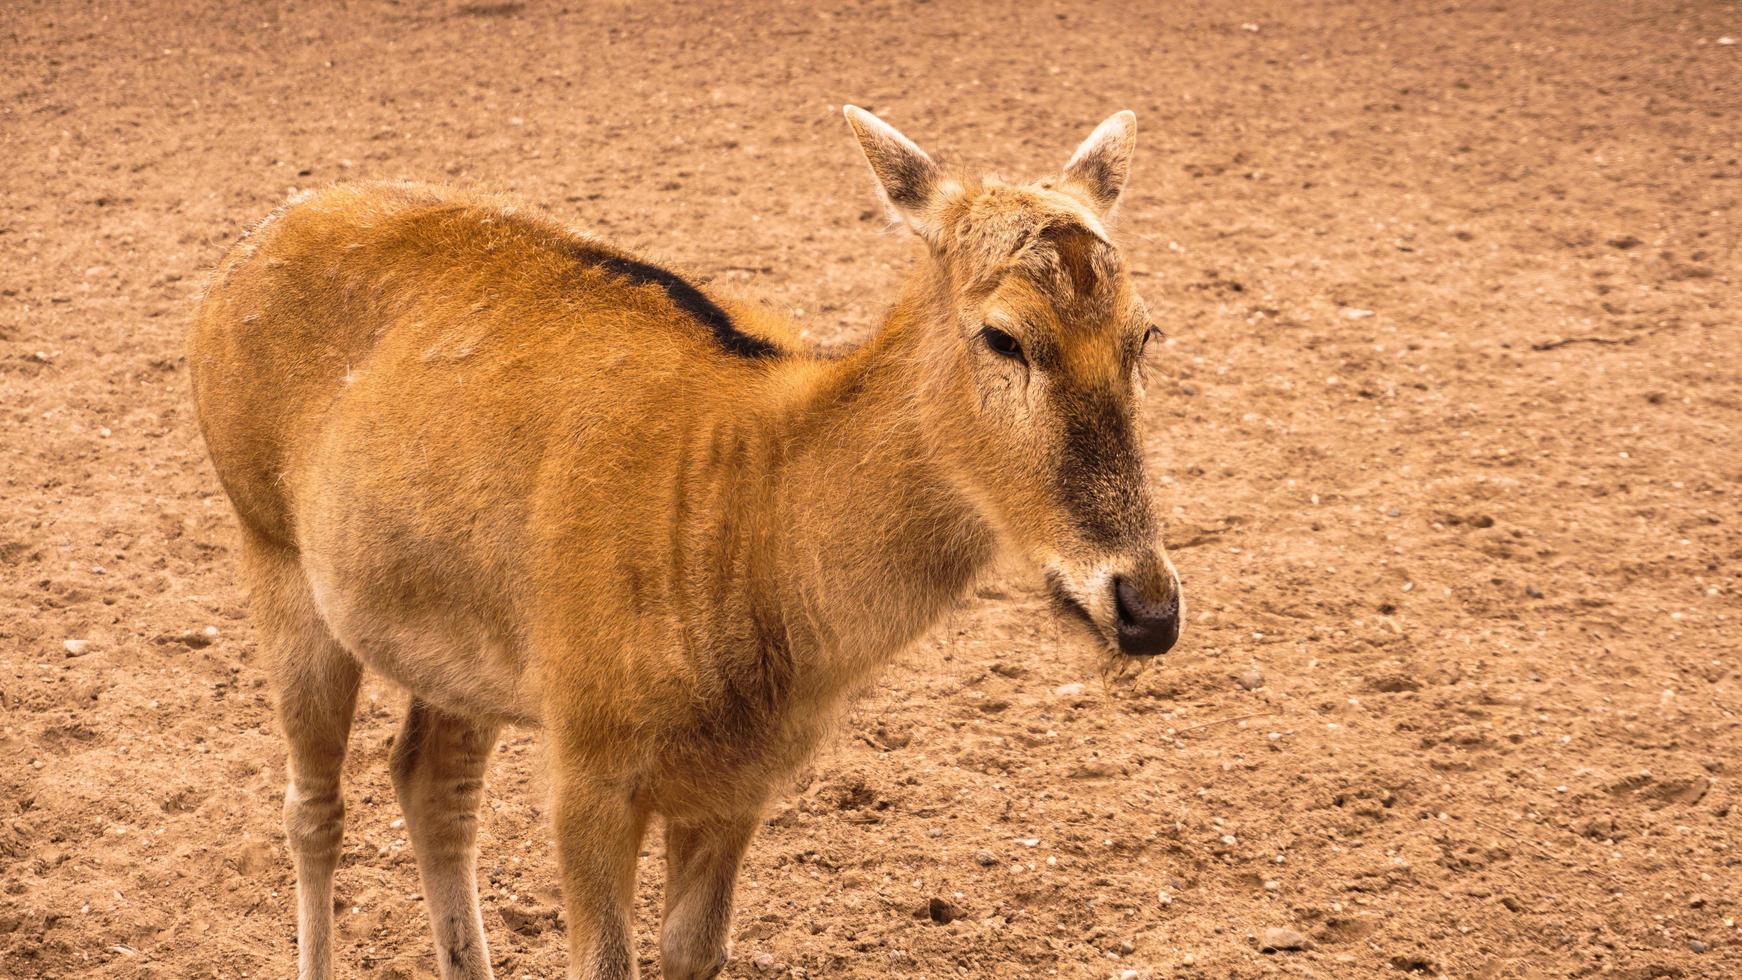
[574, 246, 781, 359]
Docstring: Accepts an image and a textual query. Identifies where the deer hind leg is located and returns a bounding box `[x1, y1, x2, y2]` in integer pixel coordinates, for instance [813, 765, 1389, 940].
[660, 811, 761, 980]
[242, 534, 362, 980]
[390, 698, 501, 979]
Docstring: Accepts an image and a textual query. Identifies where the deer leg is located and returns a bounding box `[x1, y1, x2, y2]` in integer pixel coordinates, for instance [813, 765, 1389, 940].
[391, 698, 501, 979]
[551, 765, 649, 980]
[660, 811, 761, 980]
[243, 536, 362, 980]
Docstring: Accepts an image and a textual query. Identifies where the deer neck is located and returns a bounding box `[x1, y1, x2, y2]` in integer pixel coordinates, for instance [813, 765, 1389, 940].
[749, 286, 996, 686]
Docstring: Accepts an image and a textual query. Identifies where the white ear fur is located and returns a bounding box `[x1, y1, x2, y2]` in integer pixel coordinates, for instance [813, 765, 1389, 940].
[843, 105, 944, 242]
[1062, 110, 1137, 217]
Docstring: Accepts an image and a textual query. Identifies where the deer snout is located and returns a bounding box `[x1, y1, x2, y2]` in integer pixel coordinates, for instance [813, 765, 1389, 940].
[1111, 571, 1180, 657]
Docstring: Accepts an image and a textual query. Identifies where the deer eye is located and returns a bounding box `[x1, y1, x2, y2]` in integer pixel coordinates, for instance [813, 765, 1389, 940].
[980, 326, 1025, 362]
[1141, 324, 1164, 353]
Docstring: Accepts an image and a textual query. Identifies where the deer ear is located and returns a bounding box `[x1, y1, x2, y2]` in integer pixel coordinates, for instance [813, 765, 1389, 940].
[844, 105, 945, 242]
[1061, 110, 1137, 217]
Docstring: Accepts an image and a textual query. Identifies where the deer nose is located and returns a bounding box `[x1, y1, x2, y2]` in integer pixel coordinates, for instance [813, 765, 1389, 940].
[1113, 575, 1180, 656]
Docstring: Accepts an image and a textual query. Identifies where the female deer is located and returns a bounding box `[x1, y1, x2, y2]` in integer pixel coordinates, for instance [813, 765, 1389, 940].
[190, 107, 1180, 980]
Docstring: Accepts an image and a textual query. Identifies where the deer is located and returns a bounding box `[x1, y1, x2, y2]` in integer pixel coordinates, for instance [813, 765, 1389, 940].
[189, 106, 1182, 980]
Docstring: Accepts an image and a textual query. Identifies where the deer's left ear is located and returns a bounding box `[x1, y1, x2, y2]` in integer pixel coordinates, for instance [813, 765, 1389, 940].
[1061, 110, 1137, 218]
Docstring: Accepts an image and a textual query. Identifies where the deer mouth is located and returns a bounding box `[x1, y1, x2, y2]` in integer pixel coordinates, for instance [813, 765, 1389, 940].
[1044, 572, 1099, 633]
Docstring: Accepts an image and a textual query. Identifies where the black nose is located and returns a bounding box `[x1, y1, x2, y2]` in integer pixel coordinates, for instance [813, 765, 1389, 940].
[1113, 576, 1180, 656]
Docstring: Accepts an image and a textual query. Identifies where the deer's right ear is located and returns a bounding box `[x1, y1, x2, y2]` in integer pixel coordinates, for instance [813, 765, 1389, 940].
[844, 105, 946, 244]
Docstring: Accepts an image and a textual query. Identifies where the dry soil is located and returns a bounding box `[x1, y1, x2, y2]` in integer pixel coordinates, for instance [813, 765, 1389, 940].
[2, 1, 1739, 978]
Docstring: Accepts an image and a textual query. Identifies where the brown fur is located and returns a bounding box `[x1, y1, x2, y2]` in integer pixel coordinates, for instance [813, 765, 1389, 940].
[190, 110, 1177, 979]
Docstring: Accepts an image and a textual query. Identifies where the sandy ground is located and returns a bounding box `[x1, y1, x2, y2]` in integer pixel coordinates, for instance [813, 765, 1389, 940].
[3, 1, 1739, 977]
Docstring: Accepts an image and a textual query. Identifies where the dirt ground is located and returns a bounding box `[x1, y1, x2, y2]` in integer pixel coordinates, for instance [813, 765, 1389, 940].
[3, 1, 1739, 977]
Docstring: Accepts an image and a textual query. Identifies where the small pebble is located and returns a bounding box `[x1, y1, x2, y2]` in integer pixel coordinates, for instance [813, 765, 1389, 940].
[1258, 927, 1309, 952]
[1053, 682, 1085, 697]
[751, 952, 776, 972]
[1235, 667, 1264, 690]
[973, 849, 998, 867]
[1689, 939, 1707, 954]
[63, 639, 91, 656]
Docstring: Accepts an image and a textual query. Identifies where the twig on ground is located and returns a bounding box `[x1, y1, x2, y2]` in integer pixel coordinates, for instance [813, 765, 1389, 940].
[1172, 523, 1238, 550]
[1175, 711, 1274, 736]
[1530, 335, 1635, 351]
